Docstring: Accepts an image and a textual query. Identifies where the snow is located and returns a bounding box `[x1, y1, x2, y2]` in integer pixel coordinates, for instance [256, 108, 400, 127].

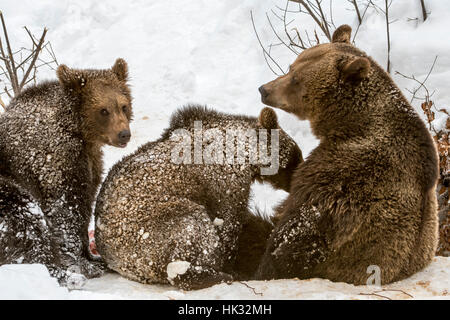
[167, 261, 191, 283]
[213, 218, 224, 227]
[0, 0, 449, 299]
[0, 257, 448, 300]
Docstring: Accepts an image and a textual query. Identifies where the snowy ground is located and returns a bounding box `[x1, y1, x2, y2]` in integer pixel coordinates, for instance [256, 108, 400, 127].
[0, 0, 449, 299]
[1, 257, 448, 300]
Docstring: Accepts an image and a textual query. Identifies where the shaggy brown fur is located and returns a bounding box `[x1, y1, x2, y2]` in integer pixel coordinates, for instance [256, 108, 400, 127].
[256, 25, 439, 285]
[0, 59, 132, 286]
[233, 210, 274, 280]
[95, 105, 302, 290]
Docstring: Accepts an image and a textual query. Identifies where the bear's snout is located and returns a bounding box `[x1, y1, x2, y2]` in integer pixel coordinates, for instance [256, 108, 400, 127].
[118, 130, 131, 145]
[259, 85, 271, 105]
[259, 85, 269, 99]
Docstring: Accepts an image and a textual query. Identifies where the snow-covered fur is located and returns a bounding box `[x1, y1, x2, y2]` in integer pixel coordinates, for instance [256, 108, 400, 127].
[256, 25, 440, 285]
[0, 59, 132, 285]
[94, 105, 302, 290]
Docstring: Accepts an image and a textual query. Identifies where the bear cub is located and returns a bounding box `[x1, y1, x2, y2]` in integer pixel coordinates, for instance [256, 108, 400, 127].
[95, 105, 302, 290]
[0, 59, 133, 286]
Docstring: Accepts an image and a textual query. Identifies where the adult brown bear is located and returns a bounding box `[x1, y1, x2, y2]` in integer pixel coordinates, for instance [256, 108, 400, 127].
[256, 25, 439, 285]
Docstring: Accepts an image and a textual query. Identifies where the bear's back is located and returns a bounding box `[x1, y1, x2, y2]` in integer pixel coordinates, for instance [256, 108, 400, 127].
[96, 105, 260, 222]
[0, 81, 83, 193]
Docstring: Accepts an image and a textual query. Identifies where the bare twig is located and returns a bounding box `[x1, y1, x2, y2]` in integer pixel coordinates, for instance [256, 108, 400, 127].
[420, 0, 427, 22]
[376, 289, 414, 298]
[251, 10, 286, 76]
[315, 0, 332, 39]
[19, 27, 47, 91]
[0, 11, 19, 96]
[290, 0, 332, 41]
[351, 1, 371, 43]
[238, 281, 264, 296]
[0, 12, 57, 108]
[359, 292, 392, 300]
[395, 56, 438, 104]
[266, 12, 300, 55]
[384, 0, 392, 73]
[0, 94, 5, 110]
[350, 0, 362, 24]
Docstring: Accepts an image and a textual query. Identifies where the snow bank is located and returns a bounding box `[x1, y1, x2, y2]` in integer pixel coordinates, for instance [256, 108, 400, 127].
[0, 257, 448, 300]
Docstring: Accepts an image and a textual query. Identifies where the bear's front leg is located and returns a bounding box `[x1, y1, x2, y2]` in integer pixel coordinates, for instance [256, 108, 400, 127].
[0, 176, 57, 267]
[211, 206, 246, 274]
[43, 184, 106, 282]
[255, 205, 328, 280]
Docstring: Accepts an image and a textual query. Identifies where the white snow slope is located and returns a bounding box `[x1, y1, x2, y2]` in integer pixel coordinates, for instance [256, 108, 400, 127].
[0, 0, 449, 299]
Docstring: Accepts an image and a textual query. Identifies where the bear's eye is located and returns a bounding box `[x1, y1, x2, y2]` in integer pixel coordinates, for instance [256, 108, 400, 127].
[100, 109, 109, 116]
[122, 105, 127, 113]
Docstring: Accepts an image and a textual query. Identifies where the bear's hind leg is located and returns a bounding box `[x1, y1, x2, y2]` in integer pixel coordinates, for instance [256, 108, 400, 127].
[168, 262, 233, 290]
[155, 199, 233, 290]
[0, 176, 56, 267]
[255, 205, 327, 280]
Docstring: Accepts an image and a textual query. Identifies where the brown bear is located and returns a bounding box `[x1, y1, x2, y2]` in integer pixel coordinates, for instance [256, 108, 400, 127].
[232, 208, 274, 280]
[94, 105, 302, 290]
[0, 59, 132, 286]
[256, 25, 439, 285]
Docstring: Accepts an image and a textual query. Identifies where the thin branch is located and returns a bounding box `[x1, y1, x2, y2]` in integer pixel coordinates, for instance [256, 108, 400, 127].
[315, 0, 332, 39]
[289, 0, 332, 41]
[250, 10, 286, 76]
[359, 292, 392, 300]
[266, 12, 299, 55]
[385, 0, 391, 73]
[329, 0, 336, 28]
[19, 27, 47, 91]
[238, 281, 264, 296]
[420, 0, 427, 22]
[0, 13, 57, 104]
[394, 56, 438, 103]
[281, 1, 308, 50]
[4, 86, 12, 98]
[376, 289, 414, 298]
[0, 11, 19, 95]
[351, 0, 362, 24]
[0, 94, 5, 110]
[352, 1, 371, 43]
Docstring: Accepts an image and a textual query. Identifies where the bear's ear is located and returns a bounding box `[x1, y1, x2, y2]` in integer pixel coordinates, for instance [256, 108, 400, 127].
[111, 58, 128, 82]
[339, 57, 370, 83]
[332, 25, 352, 44]
[258, 107, 279, 130]
[57, 64, 86, 92]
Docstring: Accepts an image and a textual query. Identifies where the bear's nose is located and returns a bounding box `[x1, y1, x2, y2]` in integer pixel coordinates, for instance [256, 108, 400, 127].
[118, 130, 131, 143]
[259, 85, 269, 98]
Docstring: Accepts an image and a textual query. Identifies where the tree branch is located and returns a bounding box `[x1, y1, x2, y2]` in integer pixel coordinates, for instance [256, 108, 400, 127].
[0, 11, 19, 95]
[420, 0, 427, 22]
[289, 0, 331, 41]
[384, 0, 391, 73]
[19, 27, 47, 91]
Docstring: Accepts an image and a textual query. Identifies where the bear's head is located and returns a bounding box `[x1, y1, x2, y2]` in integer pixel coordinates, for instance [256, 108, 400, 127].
[256, 107, 303, 192]
[57, 58, 133, 148]
[258, 25, 373, 138]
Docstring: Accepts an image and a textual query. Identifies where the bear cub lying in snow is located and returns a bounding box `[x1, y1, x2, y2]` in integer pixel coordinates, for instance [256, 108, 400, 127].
[95, 105, 302, 290]
[256, 25, 439, 285]
[0, 59, 132, 286]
